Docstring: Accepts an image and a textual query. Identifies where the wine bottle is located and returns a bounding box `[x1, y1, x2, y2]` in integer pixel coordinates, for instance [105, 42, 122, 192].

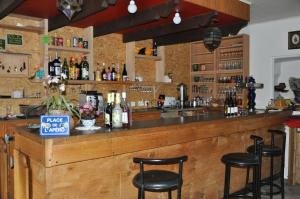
[111, 64, 116, 81]
[112, 93, 122, 128]
[69, 57, 75, 80]
[107, 66, 111, 81]
[52, 53, 61, 79]
[121, 92, 130, 128]
[122, 64, 128, 81]
[81, 56, 89, 80]
[224, 91, 229, 117]
[105, 93, 113, 129]
[61, 58, 69, 80]
[48, 56, 55, 77]
[75, 58, 81, 80]
[101, 63, 107, 81]
[233, 91, 238, 116]
[152, 41, 158, 56]
[116, 63, 121, 81]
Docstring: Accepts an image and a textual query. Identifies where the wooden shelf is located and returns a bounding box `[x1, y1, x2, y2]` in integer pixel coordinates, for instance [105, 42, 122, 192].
[217, 69, 243, 74]
[192, 52, 213, 56]
[135, 54, 162, 61]
[191, 62, 213, 65]
[191, 71, 215, 75]
[0, 23, 43, 33]
[66, 80, 175, 86]
[219, 44, 243, 49]
[219, 57, 243, 61]
[48, 46, 90, 54]
[192, 82, 215, 84]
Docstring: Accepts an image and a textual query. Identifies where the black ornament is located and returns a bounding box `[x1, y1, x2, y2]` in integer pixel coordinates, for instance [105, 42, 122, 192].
[203, 26, 222, 52]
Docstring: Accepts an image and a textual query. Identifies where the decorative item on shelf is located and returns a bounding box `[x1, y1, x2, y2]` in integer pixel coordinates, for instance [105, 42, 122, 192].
[57, 0, 83, 20]
[42, 75, 80, 127]
[192, 64, 199, 72]
[80, 102, 96, 128]
[203, 26, 222, 52]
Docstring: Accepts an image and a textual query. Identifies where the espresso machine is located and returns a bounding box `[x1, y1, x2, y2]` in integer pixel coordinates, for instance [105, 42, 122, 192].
[177, 83, 188, 108]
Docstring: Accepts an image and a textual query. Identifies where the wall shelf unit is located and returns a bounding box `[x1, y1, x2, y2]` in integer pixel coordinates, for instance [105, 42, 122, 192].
[190, 34, 249, 107]
[48, 46, 90, 54]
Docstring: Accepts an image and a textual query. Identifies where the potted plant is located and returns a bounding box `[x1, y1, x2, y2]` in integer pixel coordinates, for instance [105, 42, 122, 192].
[80, 102, 96, 128]
[42, 75, 80, 119]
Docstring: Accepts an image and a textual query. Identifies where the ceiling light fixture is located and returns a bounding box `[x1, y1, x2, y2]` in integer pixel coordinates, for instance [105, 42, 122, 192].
[128, 0, 137, 14]
[203, 25, 222, 52]
[57, 0, 83, 20]
[173, 11, 181, 25]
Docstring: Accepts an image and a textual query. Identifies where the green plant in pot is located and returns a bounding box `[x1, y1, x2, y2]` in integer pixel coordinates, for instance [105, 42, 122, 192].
[42, 75, 80, 127]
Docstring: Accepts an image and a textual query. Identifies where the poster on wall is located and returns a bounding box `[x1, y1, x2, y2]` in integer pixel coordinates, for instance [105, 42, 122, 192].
[6, 34, 23, 45]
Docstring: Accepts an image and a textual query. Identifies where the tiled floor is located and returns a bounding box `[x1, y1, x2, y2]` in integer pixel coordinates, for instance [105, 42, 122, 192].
[273, 183, 300, 199]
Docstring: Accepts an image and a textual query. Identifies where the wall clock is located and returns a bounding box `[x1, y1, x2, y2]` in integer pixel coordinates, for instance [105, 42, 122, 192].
[288, 31, 300, 49]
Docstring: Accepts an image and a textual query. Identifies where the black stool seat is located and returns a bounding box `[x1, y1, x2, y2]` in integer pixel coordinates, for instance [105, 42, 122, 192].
[247, 145, 282, 156]
[133, 170, 179, 191]
[221, 153, 259, 167]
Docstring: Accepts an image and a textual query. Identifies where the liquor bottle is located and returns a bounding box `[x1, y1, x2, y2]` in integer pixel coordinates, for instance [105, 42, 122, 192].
[111, 64, 116, 81]
[52, 53, 61, 79]
[105, 93, 113, 129]
[228, 91, 234, 117]
[121, 92, 130, 128]
[95, 63, 101, 81]
[81, 56, 89, 80]
[69, 57, 75, 80]
[75, 58, 81, 80]
[107, 66, 111, 81]
[48, 56, 55, 77]
[232, 91, 238, 116]
[122, 64, 128, 81]
[116, 63, 121, 81]
[112, 93, 122, 128]
[61, 58, 69, 80]
[152, 41, 158, 56]
[101, 63, 107, 81]
[224, 92, 229, 117]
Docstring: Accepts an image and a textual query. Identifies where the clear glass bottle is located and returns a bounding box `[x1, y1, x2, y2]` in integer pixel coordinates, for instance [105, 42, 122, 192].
[112, 93, 122, 128]
[121, 92, 130, 128]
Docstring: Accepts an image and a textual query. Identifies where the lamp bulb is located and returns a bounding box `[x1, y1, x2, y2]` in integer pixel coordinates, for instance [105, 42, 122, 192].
[128, 0, 137, 14]
[173, 12, 181, 24]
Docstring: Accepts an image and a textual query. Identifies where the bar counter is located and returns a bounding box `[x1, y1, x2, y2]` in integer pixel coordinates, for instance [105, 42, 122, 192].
[10, 110, 290, 199]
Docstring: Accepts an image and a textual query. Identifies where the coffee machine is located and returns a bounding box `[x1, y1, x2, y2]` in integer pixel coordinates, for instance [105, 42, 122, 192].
[177, 83, 188, 108]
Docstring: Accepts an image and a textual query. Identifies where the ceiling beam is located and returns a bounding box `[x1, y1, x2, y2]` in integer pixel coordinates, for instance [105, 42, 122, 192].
[123, 11, 218, 43]
[49, 0, 117, 31]
[94, 0, 180, 37]
[0, 0, 24, 20]
[154, 21, 248, 46]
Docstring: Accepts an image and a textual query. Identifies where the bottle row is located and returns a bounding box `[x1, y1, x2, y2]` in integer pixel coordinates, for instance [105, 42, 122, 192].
[104, 91, 131, 129]
[223, 90, 242, 117]
[94, 63, 128, 82]
[217, 87, 243, 95]
[219, 49, 243, 60]
[51, 33, 89, 49]
[193, 76, 214, 83]
[217, 75, 243, 84]
[219, 60, 243, 70]
[191, 85, 213, 94]
[48, 54, 89, 80]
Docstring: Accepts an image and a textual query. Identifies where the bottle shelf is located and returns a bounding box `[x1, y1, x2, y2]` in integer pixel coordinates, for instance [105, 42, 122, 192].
[135, 54, 162, 61]
[217, 69, 243, 74]
[65, 80, 176, 86]
[0, 23, 44, 33]
[219, 57, 243, 61]
[48, 46, 90, 54]
[219, 44, 243, 49]
[191, 71, 215, 75]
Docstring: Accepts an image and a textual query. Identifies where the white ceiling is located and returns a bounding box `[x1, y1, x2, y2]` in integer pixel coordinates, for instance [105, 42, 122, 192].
[248, 0, 300, 24]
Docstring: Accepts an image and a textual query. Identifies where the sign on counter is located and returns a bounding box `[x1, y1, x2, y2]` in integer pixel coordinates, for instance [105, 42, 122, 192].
[40, 115, 70, 136]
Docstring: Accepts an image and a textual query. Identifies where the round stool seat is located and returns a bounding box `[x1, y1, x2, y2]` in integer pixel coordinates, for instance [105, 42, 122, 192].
[133, 170, 179, 191]
[247, 145, 281, 157]
[221, 153, 259, 167]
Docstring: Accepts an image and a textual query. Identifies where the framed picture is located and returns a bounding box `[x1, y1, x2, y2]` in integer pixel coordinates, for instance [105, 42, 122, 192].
[288, 31, 300, 49]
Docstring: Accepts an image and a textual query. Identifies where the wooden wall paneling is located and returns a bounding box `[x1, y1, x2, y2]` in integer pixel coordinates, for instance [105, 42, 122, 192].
[0, 137, 8, 199]
[13, 150, 29, 199]
[125, 41, 135, 81]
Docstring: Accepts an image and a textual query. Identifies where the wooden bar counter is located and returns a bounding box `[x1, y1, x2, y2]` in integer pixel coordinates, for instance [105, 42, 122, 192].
[10, 111, 290, 199]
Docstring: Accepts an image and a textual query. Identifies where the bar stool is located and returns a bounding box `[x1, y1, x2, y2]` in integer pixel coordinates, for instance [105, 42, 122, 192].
[221, 135, 263, 199]
[132, 156, 188, 199]
[247, 129, 286, 199]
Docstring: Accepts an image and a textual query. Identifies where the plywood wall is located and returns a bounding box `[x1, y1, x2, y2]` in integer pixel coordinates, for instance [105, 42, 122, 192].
[0, 16, 190, 115]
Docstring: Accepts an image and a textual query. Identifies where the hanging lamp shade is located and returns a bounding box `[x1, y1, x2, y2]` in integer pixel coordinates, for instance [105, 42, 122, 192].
[57, 0, 83, 20]
[203, 26, 222, 52]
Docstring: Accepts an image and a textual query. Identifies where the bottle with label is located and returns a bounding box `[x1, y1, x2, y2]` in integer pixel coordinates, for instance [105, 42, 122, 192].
[105, 93, 113, 129]
[112, 93, 122, 128]
[48, 56, 55, 77]
[75, 58, 81, 80]
[228, 91, 234, 117]
[107, 66, 111, 81]
[232, 90, 238, 116]
[61, 58, 69, 80]
[101, 63, 107, 81]
[111, 64, 116, 81]
[224, 91, 229, 117]
[81, 56, 89, 80]
[116, 63, 121, 81]
[95, 63, 101, 81]
[52, 53, 61, 79]
[122, 64, 128, 81]
[121, 92, 130, 128]
[152, 41, 158, 56]
[69, 57, 75, 80]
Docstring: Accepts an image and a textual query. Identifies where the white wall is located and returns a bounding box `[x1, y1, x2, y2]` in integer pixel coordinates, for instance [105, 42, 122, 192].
[240, 16, 300, 108]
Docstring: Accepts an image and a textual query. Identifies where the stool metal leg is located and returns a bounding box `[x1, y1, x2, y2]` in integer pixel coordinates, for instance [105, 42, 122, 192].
[223, 164, 231, 199]
[168, 189, 172, 199]
[244, 167, 250, 199]
[138, 188, 141, 199]
[270, 156, 274, 199]
[281, 160, 285, 199]
[253, 167, 257, 199]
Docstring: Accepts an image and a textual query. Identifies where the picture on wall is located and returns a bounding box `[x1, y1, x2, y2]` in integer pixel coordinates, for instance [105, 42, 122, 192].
[288, 31, 300, 49]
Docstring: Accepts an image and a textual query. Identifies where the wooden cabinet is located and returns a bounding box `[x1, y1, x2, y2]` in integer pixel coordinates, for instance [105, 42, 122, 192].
[190, 34, 249, 106]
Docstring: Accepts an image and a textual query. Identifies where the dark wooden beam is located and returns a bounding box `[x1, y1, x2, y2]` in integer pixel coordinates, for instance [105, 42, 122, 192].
[123, 11, 218, 43]
[154, 21, 248, 46]
[0, 0, 24, 20]
[94, 0, 180, 37]
[49, 0, 117, 31]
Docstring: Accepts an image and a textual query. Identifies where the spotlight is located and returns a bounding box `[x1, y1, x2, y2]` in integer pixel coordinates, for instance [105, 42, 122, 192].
[128, 0, 137, 14]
